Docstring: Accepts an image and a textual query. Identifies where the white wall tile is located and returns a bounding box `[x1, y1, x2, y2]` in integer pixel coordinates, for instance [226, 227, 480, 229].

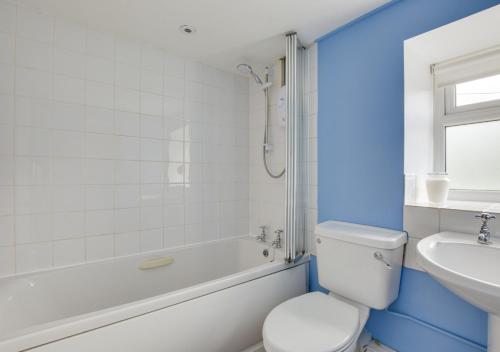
[54, 75, 85, 104]
[16, 242, 53, 273]
[141, 46, 163, 73]
[114, 208, 141, 233]
[0, 156, 13, 185]
[0, 2, 250, 276]
[117, 136, 140, 160]
[17, 7, 53, 43]
[86, 107, 114, 134]
[163, 204, 184, 227]
[0, 94, 14, 125]
[86, 30, 114, 59]
[15, 68, 52, 99]
[115, 39, 141, 65]
[0, 186, 13, 216]
[141, 206, 163, 230]
[85, 159, 114, 185]
[115, 231, 140, 256]
[52, 185, 84, 212]
[86, 234, 114, 261]
[0, 246, 15, 276]
[141, 161, 163, 184]
[53, 238, 84, 266]
[141, 70, 163, 94]
[115, 185, 141, 208]
[54, 20, 86, 52]
[15, 213, 52, 244]
[0, 2, 16, 34]
[0, 215, 14, 246]
[16, 38, 53, 71]
[51, 130, 84, 158]
[115, 87, 140, 113]
[85, 210, 114, 236]
[140, 228, 163, 251]
[53, 211, 85, 239]
[86, 81, 114, 109]
[86, 133, 115, 159]
[115, 62, 140, 89]
[163, 76, 184, 99]
[86, 185, 113, 210]
[164, 225, 184, 247]
[404, 206, 439, 238]
[141, 138, 162, 161]
[164, 54, 185, 78]
[86, 56, 114, 84]
[15, 127, 50, 156]
[116, 160, 141, 184]
[140, 92, 163, 116]
[439, 209, 478, 235]
[115, 111, 140, 136]
[403, 237, 422, 271]
[0, 125, 13, 156]
[51, 102, 85, 131]
[15, 185, 51, 214]
[15, 96, 51, 128]
[21, 166, 49, 202]
[0, 64, 14, 94]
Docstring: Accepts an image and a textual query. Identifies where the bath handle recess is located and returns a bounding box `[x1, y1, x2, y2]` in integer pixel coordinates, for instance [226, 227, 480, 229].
[139, 257, 174, 270]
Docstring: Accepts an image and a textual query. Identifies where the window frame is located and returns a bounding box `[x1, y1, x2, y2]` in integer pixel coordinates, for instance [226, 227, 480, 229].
[434, 71, 500, 201]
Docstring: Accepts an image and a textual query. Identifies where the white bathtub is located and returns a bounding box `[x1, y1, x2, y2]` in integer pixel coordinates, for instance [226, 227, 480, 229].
[0, 237, 308, 352]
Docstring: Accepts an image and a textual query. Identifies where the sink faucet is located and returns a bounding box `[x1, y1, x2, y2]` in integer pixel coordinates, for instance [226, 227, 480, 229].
[272, 229, 283, 248]
[475, 213, 496, 244]
[256, 225, 266, 242]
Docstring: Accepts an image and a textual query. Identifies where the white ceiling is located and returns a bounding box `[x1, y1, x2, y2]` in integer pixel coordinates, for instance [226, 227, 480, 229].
[16, 0, 389, 71]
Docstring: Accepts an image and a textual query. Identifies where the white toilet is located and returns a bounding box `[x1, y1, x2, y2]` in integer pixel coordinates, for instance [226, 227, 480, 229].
[263, 221, 407, 352]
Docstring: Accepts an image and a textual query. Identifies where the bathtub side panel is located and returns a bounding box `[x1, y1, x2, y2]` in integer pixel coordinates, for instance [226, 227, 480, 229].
[30, 264, 308, 352]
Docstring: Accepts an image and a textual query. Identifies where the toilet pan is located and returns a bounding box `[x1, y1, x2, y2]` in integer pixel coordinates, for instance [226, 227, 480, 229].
[263, 292, 369, 352]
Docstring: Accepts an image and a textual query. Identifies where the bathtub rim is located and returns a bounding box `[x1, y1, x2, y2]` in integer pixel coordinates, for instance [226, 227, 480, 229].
[0, 237, 309, 352]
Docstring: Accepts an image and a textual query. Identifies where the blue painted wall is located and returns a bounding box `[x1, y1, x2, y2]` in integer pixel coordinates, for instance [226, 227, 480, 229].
[314, 0, 499, 351]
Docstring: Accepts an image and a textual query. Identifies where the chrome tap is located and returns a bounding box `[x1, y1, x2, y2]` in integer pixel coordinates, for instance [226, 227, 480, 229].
[475, 213, 496, 244]
[272, 229, 283, 248]
[256, 225, 266, 242]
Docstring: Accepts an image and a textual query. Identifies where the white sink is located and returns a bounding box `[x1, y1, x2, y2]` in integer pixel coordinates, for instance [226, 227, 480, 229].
[417, 232, 500, 352]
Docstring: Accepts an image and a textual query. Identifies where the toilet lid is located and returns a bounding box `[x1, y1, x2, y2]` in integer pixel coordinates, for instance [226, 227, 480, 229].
[263, 292, 360, 352]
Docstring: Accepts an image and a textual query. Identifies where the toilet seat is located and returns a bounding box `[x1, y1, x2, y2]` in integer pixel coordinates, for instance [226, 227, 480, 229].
[263, 292, 361, 352]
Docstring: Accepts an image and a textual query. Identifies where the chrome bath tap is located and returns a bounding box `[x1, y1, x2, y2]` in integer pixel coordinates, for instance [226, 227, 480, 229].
[476, 213, 496, 244]
[256, 225, 266, 242]
[272, 229, 283, 248]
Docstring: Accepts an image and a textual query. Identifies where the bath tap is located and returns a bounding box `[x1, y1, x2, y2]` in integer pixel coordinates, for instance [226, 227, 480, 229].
[476, 212, 496, 244]
[272, 229, 283, 248]
[256, 225, 266, 242]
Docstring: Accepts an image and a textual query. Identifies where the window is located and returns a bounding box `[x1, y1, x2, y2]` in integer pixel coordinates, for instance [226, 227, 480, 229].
[433, 49, 500, 198]
[455, 73, 500, 107]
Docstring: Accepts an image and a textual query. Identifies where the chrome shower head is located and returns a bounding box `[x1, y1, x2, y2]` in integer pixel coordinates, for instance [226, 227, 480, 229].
[237, 63, 264, 86]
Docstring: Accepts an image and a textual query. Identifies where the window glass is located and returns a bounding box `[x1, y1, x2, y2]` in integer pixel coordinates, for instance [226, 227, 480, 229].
[446, 120, 500, 190]
[455, 73, 500, 107]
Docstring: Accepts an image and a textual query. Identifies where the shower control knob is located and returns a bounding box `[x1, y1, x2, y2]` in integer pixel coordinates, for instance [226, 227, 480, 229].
[316, 238, 321, 244]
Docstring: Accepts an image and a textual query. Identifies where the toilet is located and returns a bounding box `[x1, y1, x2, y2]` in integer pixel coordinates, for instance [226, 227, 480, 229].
[263, 221, 407, 352]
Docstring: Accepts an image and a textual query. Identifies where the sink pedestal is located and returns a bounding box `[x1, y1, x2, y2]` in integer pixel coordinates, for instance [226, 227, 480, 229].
[490, 315, 500, 352]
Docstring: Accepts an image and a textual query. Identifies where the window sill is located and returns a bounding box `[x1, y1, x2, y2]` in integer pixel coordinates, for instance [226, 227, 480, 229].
[406, 199, 500, 213]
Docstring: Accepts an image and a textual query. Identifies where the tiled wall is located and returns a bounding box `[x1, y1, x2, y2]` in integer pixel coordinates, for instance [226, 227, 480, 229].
[306, 45, 318, 253]
[248, 63, 286, 237]
[248, 45, 317, 251]
[404, 205, 500, 271]
[0, 1, 249, 276]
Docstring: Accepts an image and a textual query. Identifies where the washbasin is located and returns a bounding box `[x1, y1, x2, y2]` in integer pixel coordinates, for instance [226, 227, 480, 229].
[417, 232, 500, 351]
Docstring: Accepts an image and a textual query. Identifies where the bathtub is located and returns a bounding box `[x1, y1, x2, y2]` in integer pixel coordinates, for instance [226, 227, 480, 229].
[0, 237, 309, 352]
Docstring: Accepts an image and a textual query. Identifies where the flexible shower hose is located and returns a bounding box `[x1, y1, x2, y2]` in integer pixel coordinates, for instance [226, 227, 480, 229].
[263, 85, 285, 179]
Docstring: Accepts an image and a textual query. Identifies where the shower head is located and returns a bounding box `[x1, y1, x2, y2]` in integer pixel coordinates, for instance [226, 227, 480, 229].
[237, 63, 265, 87]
